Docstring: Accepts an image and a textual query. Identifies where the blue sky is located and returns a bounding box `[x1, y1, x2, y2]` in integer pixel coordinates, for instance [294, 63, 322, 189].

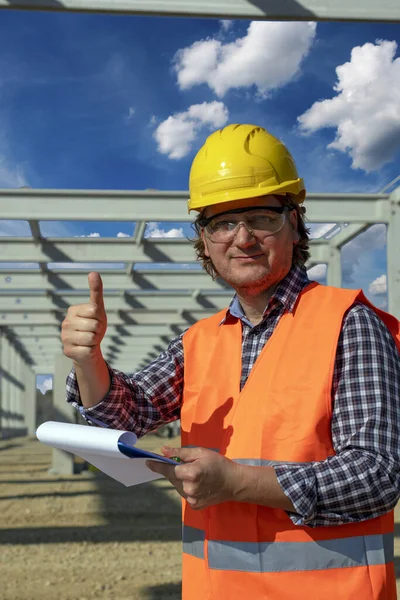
[0, 10, 398, 392]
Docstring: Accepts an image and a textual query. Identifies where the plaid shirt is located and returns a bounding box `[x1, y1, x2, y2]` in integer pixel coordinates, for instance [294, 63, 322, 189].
[67, 265, 400, 527]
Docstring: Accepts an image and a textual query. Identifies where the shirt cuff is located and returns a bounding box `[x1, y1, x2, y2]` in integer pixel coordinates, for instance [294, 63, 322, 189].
[274, 463, 318, 526]
[66, 363, 121, 427]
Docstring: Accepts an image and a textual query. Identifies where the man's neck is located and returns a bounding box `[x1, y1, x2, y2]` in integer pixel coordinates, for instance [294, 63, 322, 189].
[236, 284, 279, 326]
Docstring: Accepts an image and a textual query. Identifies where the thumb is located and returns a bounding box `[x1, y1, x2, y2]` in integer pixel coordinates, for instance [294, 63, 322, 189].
[88, 272, 104, 308]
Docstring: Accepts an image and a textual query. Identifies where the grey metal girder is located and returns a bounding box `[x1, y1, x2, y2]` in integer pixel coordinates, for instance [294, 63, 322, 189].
[0, 189, 391, 223]
[0, 310, 216, 326]
[330, 224, 372, 249]
[0, 294, 231, 313]
[1, 0, 399, 22]
[23, 336, 167, 349]
[14, 324, 184, 339]
[1, 187, 398, 383]
[387, 188, 400, 318]
[0, 238, 197, 263]
[0, 270, 227, 291]
[0, 238, 331, 264]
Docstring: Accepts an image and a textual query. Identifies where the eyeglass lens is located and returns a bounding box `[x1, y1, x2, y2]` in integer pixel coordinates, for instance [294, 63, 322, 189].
[206, 209, 286, 242]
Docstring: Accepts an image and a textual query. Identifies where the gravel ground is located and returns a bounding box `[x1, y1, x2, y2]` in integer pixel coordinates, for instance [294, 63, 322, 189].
[0, 434, 182, 600]
[1, 435, 400, 600]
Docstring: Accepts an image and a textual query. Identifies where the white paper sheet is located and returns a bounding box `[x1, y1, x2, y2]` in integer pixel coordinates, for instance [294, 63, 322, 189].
[36, 421, 169, 487]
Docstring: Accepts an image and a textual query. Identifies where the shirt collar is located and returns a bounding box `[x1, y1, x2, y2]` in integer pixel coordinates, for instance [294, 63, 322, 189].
[220, 264, 311, 326]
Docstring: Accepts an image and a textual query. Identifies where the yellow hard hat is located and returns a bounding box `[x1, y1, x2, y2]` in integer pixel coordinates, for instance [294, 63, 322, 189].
[188, 124, 305, 212]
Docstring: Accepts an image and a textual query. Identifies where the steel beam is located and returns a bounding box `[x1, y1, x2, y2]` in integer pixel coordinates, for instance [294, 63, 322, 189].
[0, 238, 332, 265]
[14, 324, 184, 338]
[0, 310, 216, 326]
[0, 269, 227, 291]
[326, 247, 342, 288]
[387, 187, 400, 318]
[0, 238, 197, 263]
[0, 189, 391, 223]
[308, 242, 330, 264]
[0, 189, 190, 222]
[23, 338, 165, 350]
[0, 291, 231, 312]
[1, 0, 399, 22]
[10, 326, 61, 337]
[33, 366, 55, 375]
[0, 269, 225, 293]
[331, 223, 371, 249]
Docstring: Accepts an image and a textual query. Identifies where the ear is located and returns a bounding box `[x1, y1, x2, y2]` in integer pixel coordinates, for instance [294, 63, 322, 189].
[201, 228, 211, 258]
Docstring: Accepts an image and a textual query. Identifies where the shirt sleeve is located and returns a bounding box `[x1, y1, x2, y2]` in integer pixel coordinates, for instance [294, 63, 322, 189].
[66, 332, 184, 437]
[274, 302, 400, 527]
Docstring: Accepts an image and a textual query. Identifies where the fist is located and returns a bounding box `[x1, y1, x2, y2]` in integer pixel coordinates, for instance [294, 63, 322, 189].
[61, 272, 108, 365]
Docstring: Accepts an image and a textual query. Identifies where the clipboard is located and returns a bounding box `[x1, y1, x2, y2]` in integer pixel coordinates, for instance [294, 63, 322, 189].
[36, 421, 179, 487]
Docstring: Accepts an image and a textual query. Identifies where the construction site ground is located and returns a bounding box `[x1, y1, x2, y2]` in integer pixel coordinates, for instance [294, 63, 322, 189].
[1, 435, 400, 600]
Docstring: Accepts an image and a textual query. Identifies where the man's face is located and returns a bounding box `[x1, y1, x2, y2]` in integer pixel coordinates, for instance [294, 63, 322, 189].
[201, 195, 299, 293]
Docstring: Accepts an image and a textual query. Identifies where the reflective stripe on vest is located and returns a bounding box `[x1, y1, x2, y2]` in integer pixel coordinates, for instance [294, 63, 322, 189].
[186, 454, 300, 467]
[234, 458, 292, 466]
[183, 526, 394, 572]
[183, 526, 205, 560]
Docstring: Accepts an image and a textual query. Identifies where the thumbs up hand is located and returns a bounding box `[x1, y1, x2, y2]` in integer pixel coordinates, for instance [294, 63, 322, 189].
[61, 272, 108, 365]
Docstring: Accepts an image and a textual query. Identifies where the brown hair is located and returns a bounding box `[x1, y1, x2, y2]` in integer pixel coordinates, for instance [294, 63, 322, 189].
[191, 195, 310, 279]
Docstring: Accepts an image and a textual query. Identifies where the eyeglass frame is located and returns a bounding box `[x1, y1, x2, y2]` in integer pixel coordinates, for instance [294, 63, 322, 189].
[198, 205, 296, 240]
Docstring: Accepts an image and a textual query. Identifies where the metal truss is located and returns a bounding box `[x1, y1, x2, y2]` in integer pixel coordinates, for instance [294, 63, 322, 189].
[1, 0, 400, 22]
[0, 187, 398, 375]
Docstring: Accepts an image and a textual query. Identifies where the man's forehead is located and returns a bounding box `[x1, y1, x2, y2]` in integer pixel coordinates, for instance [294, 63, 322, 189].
[204, 195, 282, 218]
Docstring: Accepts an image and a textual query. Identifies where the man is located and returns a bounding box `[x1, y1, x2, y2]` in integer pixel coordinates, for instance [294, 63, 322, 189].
[63, 124, 400, 599]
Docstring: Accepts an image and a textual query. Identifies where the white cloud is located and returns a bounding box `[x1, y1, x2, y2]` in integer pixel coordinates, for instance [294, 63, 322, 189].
[145, 222, 185, 238]
[369, 274, 387, 295]
[117, 232, 131, 237]
[154, 101, 228, 159]
[220, 20, 233, 32]
[125, 107, 135, 122]
[0, 155, 28, 188]
[38, 377, 53, 395]
[307, 264, 327, 281]
[76, 232, 101, 238]
[174, 21, 316, 97]
[298, 40, 400, 172]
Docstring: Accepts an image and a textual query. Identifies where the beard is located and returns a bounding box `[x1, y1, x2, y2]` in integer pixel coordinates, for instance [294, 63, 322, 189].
[214, 256, 293, 296]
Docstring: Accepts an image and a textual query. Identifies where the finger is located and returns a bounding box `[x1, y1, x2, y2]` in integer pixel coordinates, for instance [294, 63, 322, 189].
[66, 331, 98, 347]
[72, 317, 102, 333]
[88, 272, 104, 308]
[146, 460, 176, 479]
[162, 446, 204, 462]
[74, 303, 101, 320]
[64, 315, 102, 333]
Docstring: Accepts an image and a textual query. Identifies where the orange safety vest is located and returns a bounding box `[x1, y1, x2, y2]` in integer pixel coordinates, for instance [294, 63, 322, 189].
[180, 283, 400, 600]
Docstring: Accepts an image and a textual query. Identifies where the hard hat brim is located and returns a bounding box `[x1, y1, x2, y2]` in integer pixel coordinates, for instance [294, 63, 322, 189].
[188, 179, 306, 212]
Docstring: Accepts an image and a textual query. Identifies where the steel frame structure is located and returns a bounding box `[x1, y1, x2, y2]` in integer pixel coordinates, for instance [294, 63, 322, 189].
[0, 0, 399, 441]
[0, 188, 398, 378]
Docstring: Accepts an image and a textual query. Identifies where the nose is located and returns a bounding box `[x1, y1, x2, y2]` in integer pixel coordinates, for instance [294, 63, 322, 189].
[234, 221, 257, 247]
